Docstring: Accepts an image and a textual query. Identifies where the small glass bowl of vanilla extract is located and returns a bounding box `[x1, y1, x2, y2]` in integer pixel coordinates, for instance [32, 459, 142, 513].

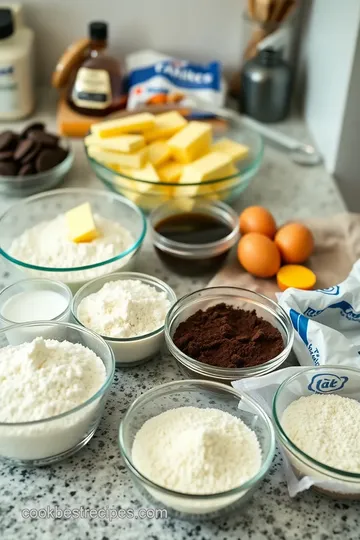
[149, 199, 239, 276]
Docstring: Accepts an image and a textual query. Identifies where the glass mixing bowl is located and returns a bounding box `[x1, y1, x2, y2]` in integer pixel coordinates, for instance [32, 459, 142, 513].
[0, 188, 147, 292]
[119, 379, 275, 520]
[0, 321, 115, 465]
[273, 365, 360, 499]
[165, 287, 294, 383]
[85, 105, 264, 213]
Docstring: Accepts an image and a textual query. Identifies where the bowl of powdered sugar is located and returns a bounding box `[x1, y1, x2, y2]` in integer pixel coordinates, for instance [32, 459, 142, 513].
[0, 188, 146, 292]
[0, 321, 115, 465]
[119, 380, 275, 519]
[273, 366, 360, 499]
[72, 272, 176, 366]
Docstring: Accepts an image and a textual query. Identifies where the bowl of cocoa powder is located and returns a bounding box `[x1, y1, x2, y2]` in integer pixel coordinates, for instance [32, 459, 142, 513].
[165, 287, 294, 382]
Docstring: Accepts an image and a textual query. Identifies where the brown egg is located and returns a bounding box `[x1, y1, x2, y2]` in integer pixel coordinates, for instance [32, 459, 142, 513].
[275, 223, 314, 264]
[239, 206, 277, 239]
[237, 233, 281, 278]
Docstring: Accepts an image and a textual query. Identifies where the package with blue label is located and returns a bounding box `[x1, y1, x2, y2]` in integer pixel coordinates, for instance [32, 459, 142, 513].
[125, 50, 226, 110]
[278, 259, 360, 367]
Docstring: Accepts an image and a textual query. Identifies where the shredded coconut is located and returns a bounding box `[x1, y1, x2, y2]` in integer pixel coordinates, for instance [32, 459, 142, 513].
[132, 406, 261, 495]
[0, 337, 106, 422]
[9, 213, 134, 269]
[282, 394, 360, 473]
[77, 279, 171, 338]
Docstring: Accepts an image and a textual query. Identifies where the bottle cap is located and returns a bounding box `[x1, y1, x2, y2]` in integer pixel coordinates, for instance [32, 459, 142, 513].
[0, 8, 14, 40]
[89, 22, 108, 41]
[258, 48, 282, 67]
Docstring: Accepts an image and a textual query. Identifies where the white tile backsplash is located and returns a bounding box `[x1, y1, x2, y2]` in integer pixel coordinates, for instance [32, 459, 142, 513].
[10, 0, 246, 84]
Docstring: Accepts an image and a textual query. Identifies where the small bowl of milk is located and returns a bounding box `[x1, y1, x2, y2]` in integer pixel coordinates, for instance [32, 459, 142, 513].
[0, 278, 72, 345]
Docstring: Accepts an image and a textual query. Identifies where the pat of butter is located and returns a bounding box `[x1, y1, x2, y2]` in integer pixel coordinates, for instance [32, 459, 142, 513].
[211, 138, 249, 163]
[168, 121, 212, 163]
[173, 152, 233, 197]
[144, 111, 187, 142]
[66, 202, 99, 243]
[157, 161, 184, 183]
[116, 163, 173, 205]
[147, 140, 171, 167]
[88, 145, 148, 169]
[84, 134, 145, 153]
[91, 113, 155, 138]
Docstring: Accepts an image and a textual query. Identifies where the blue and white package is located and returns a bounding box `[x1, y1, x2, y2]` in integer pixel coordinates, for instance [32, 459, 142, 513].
[126, 50, 226, 110]
[278, 259, 360, 367]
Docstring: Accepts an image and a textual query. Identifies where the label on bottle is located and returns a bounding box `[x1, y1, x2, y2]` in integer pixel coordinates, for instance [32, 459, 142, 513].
[72, 67, 112, 110]
[0, 64, 19, 114]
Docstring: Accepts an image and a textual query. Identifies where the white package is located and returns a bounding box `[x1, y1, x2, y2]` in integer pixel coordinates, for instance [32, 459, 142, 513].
[278, 259, 360, 367]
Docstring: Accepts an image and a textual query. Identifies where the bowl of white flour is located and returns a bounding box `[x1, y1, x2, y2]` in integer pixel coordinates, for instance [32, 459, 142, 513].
[0, 321, 115, 465]
[273, 366, 360, 499]
[119, 380, 275, 519]
[72, 272, 176, 366]
[0, 188, 147, 292]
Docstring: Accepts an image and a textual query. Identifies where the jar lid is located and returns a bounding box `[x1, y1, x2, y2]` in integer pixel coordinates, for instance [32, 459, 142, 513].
[89, 21, 107, 41]
[0, 8, 14, 40]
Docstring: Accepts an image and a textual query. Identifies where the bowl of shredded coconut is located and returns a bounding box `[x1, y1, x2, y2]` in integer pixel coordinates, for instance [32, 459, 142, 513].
[119, 379, 275, 519]
[72, 272, 176, 366]
[273, 366, 360, 499]
[0, 188, 147, 292]
[0, 320, 115, 465]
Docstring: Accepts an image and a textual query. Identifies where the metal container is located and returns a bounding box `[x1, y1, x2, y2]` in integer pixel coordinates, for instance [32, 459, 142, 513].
[240, 48, 292, 123]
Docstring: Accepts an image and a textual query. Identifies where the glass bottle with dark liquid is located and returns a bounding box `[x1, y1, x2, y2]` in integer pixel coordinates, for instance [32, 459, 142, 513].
[68, 21, 124, 117]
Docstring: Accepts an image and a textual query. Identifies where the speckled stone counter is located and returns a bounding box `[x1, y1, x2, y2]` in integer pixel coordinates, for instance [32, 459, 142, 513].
[1, 94, 357, 540]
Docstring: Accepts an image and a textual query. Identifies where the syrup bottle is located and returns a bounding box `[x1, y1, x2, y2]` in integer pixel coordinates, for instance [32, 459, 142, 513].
[69, 21, 124, 117]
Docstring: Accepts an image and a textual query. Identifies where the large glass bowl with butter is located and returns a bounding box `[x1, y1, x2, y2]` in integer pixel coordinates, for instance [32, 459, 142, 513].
[0, 321, 115, 465]
[85, 105, 264, 213]
[273, 366, 360, 500]
[165, 287, 294, 383]
[0, 188, 146, 292]
[119, 380, 275, 520]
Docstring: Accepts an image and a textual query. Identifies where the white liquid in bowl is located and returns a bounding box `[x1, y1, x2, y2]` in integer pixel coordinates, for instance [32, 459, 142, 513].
[2, 290, 68, 323]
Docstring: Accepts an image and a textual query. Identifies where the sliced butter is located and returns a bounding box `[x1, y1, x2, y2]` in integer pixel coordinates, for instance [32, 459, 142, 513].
[84, 134, 145, 153]
[66, 202, 98, 243]
[157, 161, 184, 183]
[147, 140, 171, 167]
[144, 111, 187, 143]
[168, 121, 212, 164]
[91, 113, 155, 138]
[88, 145, 148, 169]
[211, 138, 249, 163]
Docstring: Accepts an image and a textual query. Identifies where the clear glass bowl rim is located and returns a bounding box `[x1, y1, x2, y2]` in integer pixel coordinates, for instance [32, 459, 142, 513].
[0, 320, 115, 427]
[0, 138, 74, 183]
[0, 278, 72, 325]
[118, 379, 276, 499]
[84, 106, 264, 188]
[0, 188, 147, 272]
[273, 365, 360, 481]
[165, 286, 294, 378]
[149, 199, 240, 254]
[72, 271, 177, 342]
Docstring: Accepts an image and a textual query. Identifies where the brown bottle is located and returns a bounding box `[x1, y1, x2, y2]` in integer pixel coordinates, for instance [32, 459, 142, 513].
[68, 21, 124, 116]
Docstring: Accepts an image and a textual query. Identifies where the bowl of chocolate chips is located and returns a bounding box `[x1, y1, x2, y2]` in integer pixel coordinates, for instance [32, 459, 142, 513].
[0, 123, 73, 197]
[165, 287, 294, 383]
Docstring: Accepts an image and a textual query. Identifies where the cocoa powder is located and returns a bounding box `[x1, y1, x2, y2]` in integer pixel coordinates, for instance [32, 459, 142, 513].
[173, 303, 284, 369]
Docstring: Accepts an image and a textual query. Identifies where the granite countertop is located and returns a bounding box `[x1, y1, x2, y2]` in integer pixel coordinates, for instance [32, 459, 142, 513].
[0, 94, 356, 540]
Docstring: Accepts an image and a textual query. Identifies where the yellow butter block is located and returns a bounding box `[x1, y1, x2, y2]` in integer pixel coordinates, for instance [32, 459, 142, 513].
[168, 121, 212, 163]
[147, 140, 171, 167]
[66, 202, 98, 243]
[84, 134, 145, 153]
[144, 111, 187, 143]
[88, 145, 148, 169]
[157, 161, 184, 183]
[91, 113, 155, 138]
[211, 138, 249, 163]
